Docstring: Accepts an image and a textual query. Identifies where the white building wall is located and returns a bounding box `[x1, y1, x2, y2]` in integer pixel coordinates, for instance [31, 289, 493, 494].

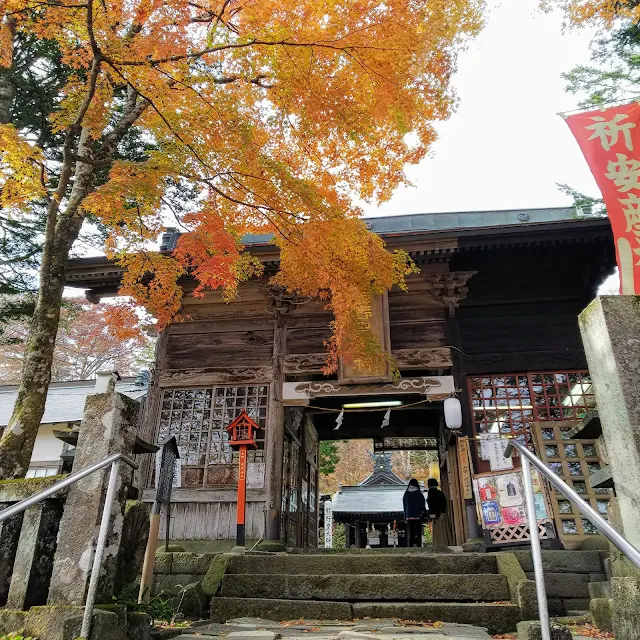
[30, 423, 66, 464]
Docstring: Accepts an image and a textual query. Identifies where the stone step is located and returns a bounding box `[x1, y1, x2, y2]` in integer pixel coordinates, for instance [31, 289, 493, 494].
[227, 554, 498, 576]
[209, 597, 520, 635]
[219, 573, 510, 602]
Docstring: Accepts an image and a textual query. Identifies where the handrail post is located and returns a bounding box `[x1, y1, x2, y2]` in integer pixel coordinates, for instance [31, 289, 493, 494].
[521, 455, 550, 640]
[81, 459, 121, 639]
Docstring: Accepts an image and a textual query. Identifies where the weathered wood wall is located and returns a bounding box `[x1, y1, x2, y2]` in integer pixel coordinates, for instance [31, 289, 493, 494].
[452, 242, 609, 374]
[157, 500, 266, 540]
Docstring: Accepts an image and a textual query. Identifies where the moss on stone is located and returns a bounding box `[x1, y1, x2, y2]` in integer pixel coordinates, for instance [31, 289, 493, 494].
[495, 552, 526, 602]
[590, 598, 613, 631]
[0, 475, 68, 500]
[156, 544, 185, 553]
[254, 541, 286, 553]
[126, 612, 151, 640]
[517, 621, 572, 640]
[612, 576, 640, 638]
[202, 554, 232, 597]
[579, 535, 609, 551]
[220, 572, 510, 601]
[0, 609, 27, 635]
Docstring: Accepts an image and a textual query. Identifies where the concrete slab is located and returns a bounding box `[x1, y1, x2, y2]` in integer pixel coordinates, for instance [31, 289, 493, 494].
[338, 632, 447, 640]
[378, 628, 444, 634]
[226, 632, 280, 640]
[439, 623, 491, 639]
[227, 618, 281, 627]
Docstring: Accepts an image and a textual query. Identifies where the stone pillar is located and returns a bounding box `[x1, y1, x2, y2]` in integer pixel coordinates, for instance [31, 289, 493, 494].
[47, 390, 139, 605]
[579, 296, 640, 549]
[579, 296, 640, 640]
[6, 499, 63, 609]
[0, 510, 24, 606]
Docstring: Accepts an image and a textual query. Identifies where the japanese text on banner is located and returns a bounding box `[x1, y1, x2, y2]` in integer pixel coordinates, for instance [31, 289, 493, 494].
[565, 102, 640, 293]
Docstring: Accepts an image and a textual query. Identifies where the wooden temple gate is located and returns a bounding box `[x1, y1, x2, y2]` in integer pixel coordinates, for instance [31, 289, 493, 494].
[65, 208, 615, 547]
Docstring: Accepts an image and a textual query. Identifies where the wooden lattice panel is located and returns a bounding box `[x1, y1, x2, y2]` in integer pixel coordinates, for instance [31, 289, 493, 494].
[532, 420, 612, 548]
[488, 521, 551, 544]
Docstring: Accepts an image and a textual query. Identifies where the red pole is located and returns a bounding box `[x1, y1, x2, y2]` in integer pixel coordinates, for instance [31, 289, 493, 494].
[237, 444, 247, 547]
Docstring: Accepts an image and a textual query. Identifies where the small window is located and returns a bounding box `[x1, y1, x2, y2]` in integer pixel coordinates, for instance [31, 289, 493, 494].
[26, 467, 59, 479]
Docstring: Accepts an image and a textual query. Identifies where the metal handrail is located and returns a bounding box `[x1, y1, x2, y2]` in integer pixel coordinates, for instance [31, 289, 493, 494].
[504, 439, 640, 640]
[0, 452, 138, 639]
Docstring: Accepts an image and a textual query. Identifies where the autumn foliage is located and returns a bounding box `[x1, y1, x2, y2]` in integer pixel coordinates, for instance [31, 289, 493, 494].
[0, 0, 484, 370]
[547, 0, 640, 25]
[0, 298, 150, 383]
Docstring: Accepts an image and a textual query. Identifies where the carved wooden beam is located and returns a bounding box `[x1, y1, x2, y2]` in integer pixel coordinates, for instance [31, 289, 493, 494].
[158, 367, 274, 387]
[283, 347, 453, 375]
[424, 271, 477, 316]
[393, 347, 452, 369]
[267, 285, 296, 314]
[283, 353, 328, 375]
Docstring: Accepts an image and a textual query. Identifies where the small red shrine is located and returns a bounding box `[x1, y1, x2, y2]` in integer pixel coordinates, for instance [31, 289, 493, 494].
[226, 410, 262, 548]
[226, 410, 260, 449]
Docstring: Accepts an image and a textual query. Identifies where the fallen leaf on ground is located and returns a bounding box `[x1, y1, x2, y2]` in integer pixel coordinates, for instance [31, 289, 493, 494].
[568, 624, 614, 638]
[396, 620, 443, 628]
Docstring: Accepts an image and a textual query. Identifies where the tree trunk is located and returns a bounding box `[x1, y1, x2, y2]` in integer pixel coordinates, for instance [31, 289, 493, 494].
[0, 17, 16, 125]
[0, 212, 84, 478]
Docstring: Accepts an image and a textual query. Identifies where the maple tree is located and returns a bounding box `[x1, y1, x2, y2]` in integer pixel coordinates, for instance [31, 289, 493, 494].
[0, 0, 484, 478]
[547, 0, 640, 26]
[0, 297, 151, 383]
[319, 440, 439, 493]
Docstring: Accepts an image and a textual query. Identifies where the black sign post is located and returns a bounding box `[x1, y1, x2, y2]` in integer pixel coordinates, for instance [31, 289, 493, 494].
[138, 437, 180, 603]
[156, 437, 179, 552]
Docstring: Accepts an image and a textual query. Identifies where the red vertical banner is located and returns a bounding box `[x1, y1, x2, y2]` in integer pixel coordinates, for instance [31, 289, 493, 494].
[564, 102, 640, 293]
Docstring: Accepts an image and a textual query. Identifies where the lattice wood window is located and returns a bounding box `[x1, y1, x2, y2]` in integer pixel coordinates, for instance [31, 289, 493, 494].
[529, 372, 595, 421]
[469, 372, 595, 438]
[532, 421, 612, 547]
[157, 385, 267, 477]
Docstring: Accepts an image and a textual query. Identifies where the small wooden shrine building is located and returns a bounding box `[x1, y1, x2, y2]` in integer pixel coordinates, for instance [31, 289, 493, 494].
[331, 453, 411, 548]
[66, 206, 615, 548]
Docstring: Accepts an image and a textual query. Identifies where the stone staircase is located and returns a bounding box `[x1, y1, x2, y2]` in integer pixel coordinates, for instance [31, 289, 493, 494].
[208, 553, 521, 634]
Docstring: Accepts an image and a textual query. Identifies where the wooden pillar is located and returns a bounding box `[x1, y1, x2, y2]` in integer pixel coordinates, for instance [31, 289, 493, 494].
[236, 445, 248, 547]
[138, 328, 170, 490]
[446, 311, 481, 541]
[265, 309, 287, 541]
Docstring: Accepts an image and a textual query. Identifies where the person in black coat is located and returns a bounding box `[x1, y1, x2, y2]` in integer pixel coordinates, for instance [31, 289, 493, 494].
[427, 478, 453, 549]
[403, 478, 426, 547]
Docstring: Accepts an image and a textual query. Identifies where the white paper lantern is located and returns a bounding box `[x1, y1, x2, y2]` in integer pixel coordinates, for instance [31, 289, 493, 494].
[444, 396, 462, 429]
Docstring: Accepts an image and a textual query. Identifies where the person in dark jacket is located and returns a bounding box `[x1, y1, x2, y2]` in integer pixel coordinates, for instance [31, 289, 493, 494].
[403, 478, 426, 547]
[426, 478, 453, 549]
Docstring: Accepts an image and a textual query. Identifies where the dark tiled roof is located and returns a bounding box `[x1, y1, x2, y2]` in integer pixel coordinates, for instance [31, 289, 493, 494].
[242, 207, 589, 245]
[331, 485, 408, 516]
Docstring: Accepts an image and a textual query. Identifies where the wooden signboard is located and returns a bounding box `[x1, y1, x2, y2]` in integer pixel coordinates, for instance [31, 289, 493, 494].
[457, 437, 473, 500]
[338, 293, 392, 384]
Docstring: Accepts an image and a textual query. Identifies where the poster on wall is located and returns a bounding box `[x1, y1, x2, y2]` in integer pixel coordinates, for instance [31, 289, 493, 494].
[472, 468, 551, 534]
[479, 434, 514, 471]
[247, 462, 265, 489]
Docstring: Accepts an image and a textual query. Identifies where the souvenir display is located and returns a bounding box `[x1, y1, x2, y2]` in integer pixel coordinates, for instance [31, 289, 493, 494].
[472, 467, 554, 546]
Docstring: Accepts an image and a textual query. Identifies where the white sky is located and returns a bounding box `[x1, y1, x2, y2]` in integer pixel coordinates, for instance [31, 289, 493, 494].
[363, 0, 602, 217]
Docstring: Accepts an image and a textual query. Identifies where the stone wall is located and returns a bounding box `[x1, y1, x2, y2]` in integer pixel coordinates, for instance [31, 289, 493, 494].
[510, 549, 607, 616]
[152, 551, 217, 594]
[0, 476, 67, 609]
